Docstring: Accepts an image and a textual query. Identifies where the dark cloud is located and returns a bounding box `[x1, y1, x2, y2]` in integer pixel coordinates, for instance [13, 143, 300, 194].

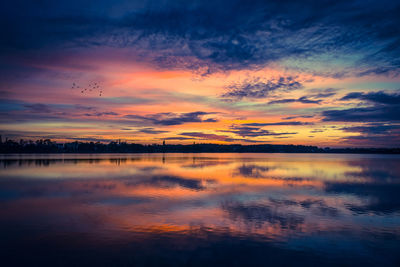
[73, 104, 96, 111]
[268, 96, 322, 104]
[178, 132, 266, 143]
[124, 111, 218, 126]
[2, 0, 400, 76]
[323, 91, 400, 124]
[340, 91, 400, 105]
[203, 118, 218, 122]
[322, 105, 400, 123]
[222, 76, 303, 100]
[339, 123, 400, 147]
[341, 123, 400, 135]
[268, 89, 336, 105]
[220, 125, 297, 138]
[243, 121, 313, 126]
[84, 112, 119, 117]
[306, 88, 338, 98]
[136, 128, 169, 134]
[180, 132, 227, 141]
[282, 115, 315, 120]
[24, 103, 52, 113]
[310, 92, 336, 98]
[310, 129, 325, 133]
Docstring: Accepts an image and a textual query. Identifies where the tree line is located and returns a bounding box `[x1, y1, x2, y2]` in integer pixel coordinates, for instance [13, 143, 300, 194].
[0, 138, 399, 154]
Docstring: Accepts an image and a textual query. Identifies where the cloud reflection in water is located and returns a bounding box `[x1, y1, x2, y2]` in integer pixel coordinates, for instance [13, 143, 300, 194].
[0, 153, 399, 266]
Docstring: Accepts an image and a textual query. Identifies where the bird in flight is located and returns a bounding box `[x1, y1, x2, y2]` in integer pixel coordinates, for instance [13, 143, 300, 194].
[71, 82, 103, 97]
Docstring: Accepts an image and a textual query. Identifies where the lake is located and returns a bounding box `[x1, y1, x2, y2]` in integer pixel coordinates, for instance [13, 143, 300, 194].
[0, 153, 399, 266]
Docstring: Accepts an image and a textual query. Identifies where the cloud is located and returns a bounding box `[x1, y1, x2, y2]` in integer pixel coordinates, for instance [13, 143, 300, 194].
[84, 112, 119, 117]
[220, 125, 297, 138]
[268, 89, 336, 105]
[310, 129, 325, 133]
[222, 76, 303, 100]
[268, 96, 321, 105]
[243, 121, 313, 126]
[323, 91, 400, 124]
[339, 123, 400, 147]
[340, 91, 400, 105]
[203, 118, 218, 122]
[73, 104, 96, 111]
[341, 123, 400, 135]
[340, 135, 400, 147]
[124, 111, 218, 126]
[322, 105, 400, 122]
[178, 132, 266, 143]
[309, 92, 337, 98]
[179, 132, 230, 141]
[136, 128, 169, 134]
[24, 103, 52, 113]
[282, 115, 314, 120]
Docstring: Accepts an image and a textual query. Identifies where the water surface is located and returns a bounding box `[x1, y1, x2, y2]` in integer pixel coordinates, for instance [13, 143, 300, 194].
[1, 153, 399, 266]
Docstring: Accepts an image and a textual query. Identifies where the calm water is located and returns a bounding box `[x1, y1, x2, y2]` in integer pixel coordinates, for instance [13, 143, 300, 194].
[0, 153, 399, 266]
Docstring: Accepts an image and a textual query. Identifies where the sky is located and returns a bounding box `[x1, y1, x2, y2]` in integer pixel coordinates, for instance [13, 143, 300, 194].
[0, 0, 399, 147]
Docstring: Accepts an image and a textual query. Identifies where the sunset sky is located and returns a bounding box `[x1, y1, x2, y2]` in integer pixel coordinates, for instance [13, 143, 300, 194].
[1, 0, 399, 147]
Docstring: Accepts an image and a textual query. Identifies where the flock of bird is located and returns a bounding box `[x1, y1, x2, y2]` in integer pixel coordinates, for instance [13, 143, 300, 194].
[71, 82, 103, 96]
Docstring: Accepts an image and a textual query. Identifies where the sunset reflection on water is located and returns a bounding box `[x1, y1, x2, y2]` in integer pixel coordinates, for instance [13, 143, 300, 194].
[1, 153, 399, 266]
